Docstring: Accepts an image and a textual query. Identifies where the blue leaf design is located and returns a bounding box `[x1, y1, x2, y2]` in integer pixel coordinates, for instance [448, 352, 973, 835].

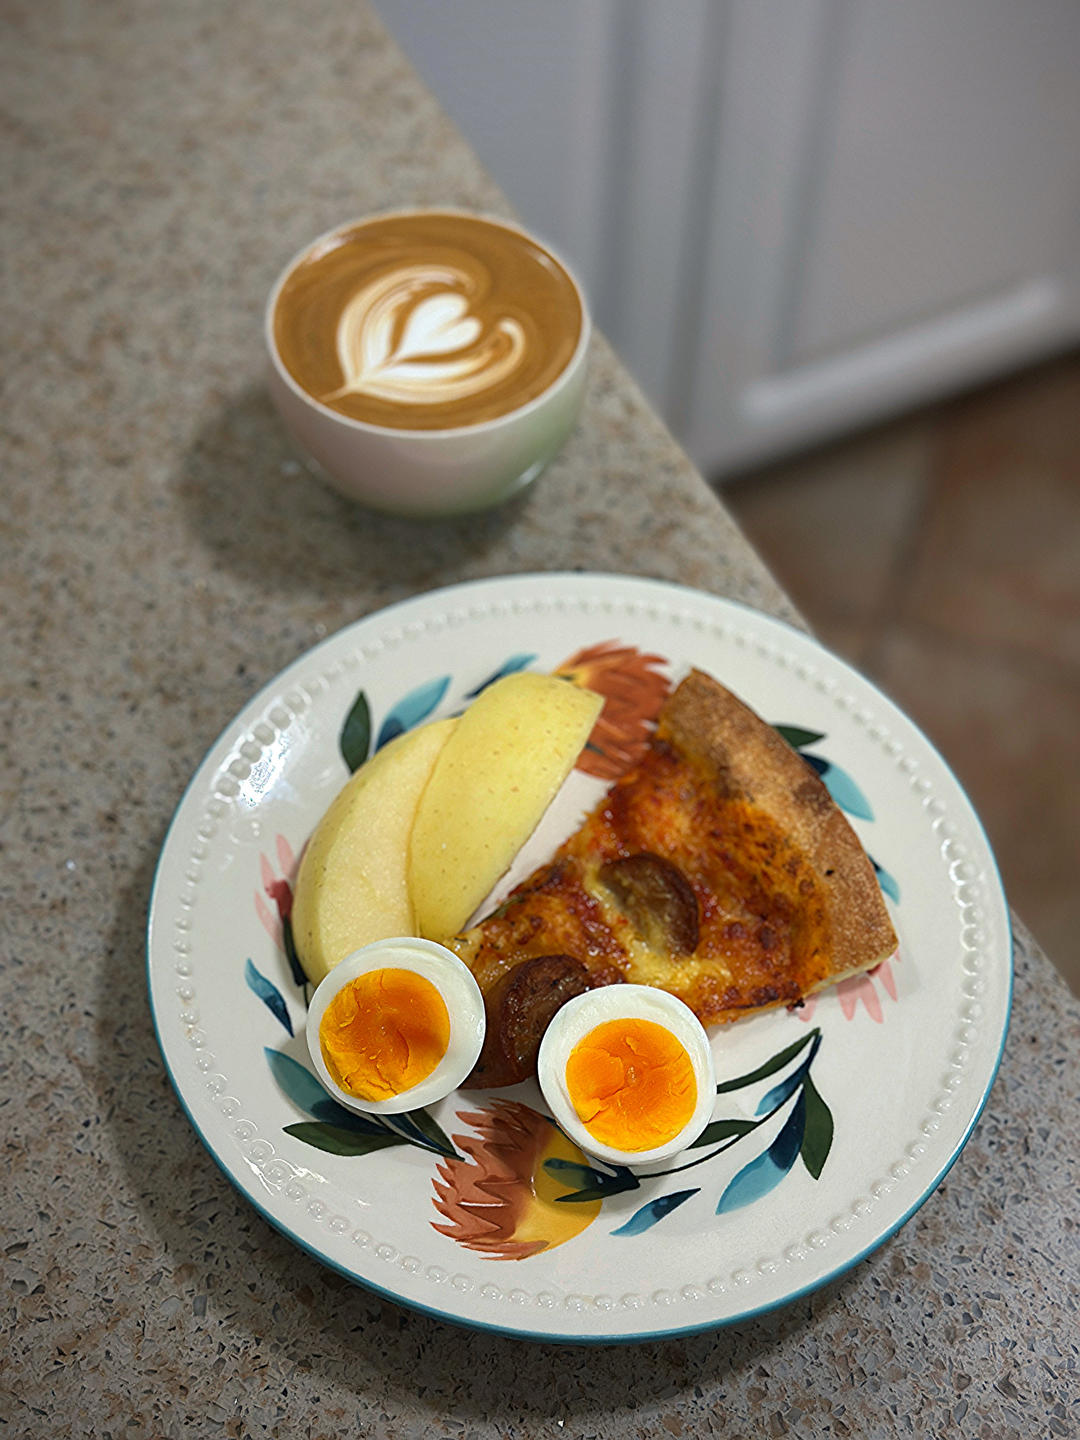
[871, 855, 901, 904]
[814, 759, 874, 821]
[769, 1089, 807, 1170]
[375, 675, 451, 750]
[264, 1047, 331, 1114]
[717, 1092, 807, 1214]
[466, 654, 538, 697]
[245, 959, 293, 1035]
[612, 1188, 700, 1236]
[716, 1151, 783, 1214]
[545, 1157, 640, 1203]
[264, 1049, 391, 1135]
[756, 1032, 821, 1115]
[379, 1109, 457, 1158]
[544, 1158, 620, 1191]
[756, 1067, 805, 1116]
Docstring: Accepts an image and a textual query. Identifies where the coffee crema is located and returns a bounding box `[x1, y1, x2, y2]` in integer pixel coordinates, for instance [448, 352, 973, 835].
[272, 212, 584, 431]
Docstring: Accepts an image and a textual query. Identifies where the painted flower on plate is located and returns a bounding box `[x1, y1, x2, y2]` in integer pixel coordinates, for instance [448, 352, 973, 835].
[554, 641, 670, 779]
[255, 834, 297, 949]
[431, 1101, 602, 1258]
[798, 950, 901, 1024]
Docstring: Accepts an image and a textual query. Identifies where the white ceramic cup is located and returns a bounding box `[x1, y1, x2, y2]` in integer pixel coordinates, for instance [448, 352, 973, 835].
[264, 210, 591, 518]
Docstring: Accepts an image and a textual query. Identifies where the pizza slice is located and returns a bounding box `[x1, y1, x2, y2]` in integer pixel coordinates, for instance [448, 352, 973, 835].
[448, 668, 897, 1088]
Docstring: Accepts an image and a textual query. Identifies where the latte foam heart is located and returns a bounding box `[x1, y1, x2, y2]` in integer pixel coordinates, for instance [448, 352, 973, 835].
[271, 211, 583, 430]
[327, 265, 526, 410]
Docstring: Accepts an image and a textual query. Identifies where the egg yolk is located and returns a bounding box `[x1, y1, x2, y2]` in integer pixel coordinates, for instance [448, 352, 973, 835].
[564, 1017, 697, 1152]
[319, 967, 450, 1102]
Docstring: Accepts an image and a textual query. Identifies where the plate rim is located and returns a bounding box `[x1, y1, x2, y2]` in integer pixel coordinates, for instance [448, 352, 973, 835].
[146, 570, 1014, 1343]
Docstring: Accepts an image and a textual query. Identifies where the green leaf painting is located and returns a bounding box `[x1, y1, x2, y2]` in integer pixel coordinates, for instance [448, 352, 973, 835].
[339, 690, 372, 773]
[774, 724, 826, 750]
[282, 1122, 406, 1158]
[714, 1031, 816, 1095]
[800, 1073, 835, 1180]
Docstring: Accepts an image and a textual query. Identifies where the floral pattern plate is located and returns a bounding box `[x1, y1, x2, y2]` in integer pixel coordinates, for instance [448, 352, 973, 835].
[147, 573, 1012, 1343]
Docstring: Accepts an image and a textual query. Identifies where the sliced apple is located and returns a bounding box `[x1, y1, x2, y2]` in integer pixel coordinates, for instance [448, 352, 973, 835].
[409, 672, 603, 940]
[291, 717, 456, 985]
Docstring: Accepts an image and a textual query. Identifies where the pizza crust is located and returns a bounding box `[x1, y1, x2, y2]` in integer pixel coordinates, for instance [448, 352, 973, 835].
[660, 669, 897, 989]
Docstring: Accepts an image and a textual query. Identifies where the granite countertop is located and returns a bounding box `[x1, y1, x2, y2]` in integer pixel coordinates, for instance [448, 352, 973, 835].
[3, 4, 1077, 1437]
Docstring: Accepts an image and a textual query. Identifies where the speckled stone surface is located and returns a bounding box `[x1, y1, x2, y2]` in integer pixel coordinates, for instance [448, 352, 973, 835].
[2, 4, 1077, 1437]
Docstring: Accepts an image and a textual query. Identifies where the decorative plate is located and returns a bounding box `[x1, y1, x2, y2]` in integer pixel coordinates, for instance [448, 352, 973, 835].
[147, 573, 1012, 1343]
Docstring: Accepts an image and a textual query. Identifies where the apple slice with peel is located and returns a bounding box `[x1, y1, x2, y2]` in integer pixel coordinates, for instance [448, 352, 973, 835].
[409, 673, 603, 941]
[291, 717, 456, 985]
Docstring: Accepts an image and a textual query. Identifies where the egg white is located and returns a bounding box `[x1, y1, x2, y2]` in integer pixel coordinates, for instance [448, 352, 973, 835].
[305, 937, 486, 1114]
[537, 984, 717, 1166]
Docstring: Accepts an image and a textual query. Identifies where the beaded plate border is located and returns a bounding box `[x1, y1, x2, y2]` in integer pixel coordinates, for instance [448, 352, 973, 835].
[148, 573, 1012, 1342]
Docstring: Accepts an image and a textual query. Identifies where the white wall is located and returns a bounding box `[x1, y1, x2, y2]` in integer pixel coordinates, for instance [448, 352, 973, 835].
[376, 0, 1080, 475]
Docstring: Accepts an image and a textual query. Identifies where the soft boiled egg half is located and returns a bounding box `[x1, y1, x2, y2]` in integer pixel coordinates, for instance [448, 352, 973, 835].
[538, 985, 717, 1166]
[306, 937, 486, 1114]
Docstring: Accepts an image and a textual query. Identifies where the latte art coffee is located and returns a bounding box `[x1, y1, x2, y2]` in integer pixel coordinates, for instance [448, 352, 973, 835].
[265, 209, 590, 515]
[272, 212, 583, 431]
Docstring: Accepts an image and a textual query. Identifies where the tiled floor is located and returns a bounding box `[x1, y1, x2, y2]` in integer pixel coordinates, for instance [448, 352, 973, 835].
[722, 350, 1080, 996]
